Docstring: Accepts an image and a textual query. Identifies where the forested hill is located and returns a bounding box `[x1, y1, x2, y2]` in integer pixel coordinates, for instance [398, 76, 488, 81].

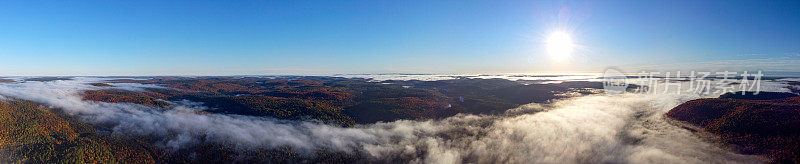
[1, 76, 610, 163]
[0, 100, 159, 163]
[89, 77, 607, 125]
[666, 91, 800, 163]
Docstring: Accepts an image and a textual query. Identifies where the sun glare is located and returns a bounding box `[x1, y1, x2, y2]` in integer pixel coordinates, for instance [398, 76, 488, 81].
[546, 31, 574, 61]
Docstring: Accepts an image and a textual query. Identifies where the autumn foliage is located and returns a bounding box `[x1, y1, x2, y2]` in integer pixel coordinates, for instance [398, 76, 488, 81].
[82, 90, 171, 107]
[0, 78, 14, 83]
[666, 92, 800, 163]
[88, 83, 114, 87]
[3, 76, 610, 163]
[93, 77, 600, 125]
[0, 100, 159, 163]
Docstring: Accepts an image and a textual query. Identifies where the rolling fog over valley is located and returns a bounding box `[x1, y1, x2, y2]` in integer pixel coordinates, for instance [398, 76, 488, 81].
[2, 75, 798, 163]
[2, 0, 800, 163]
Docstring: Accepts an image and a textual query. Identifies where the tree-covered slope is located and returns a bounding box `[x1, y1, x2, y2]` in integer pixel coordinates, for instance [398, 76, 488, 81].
[0, 100, 160, 163]
[666, 92, 800, 163]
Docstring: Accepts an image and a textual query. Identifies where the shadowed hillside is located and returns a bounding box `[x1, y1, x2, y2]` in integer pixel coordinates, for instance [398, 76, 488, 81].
[666, 91, 800, 163]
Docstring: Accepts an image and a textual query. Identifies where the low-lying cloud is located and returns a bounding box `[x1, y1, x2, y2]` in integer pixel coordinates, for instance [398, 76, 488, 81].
[0, 77, 786, 163]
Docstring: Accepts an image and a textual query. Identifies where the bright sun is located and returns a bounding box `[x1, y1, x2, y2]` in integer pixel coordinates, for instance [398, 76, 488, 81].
[546, 31, 574, 60]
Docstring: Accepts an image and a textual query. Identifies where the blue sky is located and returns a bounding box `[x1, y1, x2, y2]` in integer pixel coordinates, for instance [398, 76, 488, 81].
[1, 0, 799, 76]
